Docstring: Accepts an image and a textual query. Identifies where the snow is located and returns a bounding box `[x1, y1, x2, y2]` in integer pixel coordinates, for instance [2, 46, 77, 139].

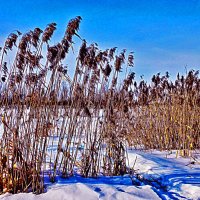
[0, 183, 160, 200]
[180, 184, 200, 200]
[128, 149, 200, 200]
[0, 183, 99, 200]
[0, 149, 199, 200]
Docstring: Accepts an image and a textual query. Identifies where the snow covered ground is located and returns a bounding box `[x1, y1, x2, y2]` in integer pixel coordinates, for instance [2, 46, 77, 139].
[0, 149, 199, 200]
[128, 149, 200, 200]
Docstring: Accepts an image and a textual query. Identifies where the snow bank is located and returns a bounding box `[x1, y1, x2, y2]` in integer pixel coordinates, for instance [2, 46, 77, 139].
[0, 183, 160, 200]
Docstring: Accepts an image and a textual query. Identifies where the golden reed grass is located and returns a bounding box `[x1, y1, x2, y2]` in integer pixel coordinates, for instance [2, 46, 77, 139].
[0, 17, 199, 194]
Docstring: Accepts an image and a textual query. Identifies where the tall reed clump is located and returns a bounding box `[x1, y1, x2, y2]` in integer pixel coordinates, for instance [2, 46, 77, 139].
[0, 17, 135, 194]
[0, 16, 199, 195]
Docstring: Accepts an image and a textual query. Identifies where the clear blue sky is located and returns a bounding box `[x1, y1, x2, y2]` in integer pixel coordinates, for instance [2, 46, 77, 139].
[0, 0, 200, 80]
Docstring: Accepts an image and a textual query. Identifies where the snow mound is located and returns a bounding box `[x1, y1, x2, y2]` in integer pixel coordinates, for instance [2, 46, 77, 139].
[0, 183, 160, 200]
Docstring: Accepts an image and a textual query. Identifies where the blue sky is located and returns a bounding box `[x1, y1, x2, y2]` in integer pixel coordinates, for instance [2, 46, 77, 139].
[0, 0, 200, 80]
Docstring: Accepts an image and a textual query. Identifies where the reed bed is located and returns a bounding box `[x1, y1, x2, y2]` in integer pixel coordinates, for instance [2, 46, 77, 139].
[0, 17, 199, 194]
